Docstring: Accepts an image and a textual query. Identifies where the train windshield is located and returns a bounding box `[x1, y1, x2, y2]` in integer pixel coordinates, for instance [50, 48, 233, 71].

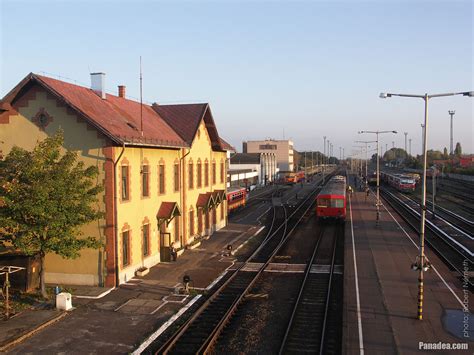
[318, 198, 329, 207]
[318, 198, 344, 208]
[332, 199, 344, 208]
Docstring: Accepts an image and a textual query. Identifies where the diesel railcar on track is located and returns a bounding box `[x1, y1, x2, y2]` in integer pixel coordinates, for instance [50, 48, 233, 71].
[316, 175, 347, 222]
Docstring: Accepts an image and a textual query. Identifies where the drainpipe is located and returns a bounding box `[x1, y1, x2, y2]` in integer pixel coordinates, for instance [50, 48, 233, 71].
[113, 143, 126, 287]
[180, 148, 191, 247]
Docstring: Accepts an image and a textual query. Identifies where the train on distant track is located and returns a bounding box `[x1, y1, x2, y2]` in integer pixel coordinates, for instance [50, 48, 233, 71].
[367, 172, 377, 186]
[283, 171, 305, 184]
[380, 171, 416, 192]
[227, 187, 248, 212]
[316, 175, 347, 222]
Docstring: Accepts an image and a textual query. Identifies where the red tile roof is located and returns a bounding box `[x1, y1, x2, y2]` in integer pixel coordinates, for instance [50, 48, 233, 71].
[156, 202, 181, 219]
[220, 138, 235, 152]
[1, 73, 230, 150]
[153, 103, 225, 151]
[196, 193, 214, 210]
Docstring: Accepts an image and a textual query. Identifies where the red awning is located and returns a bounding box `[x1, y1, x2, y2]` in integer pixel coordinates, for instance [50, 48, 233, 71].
[196, 193, 214, 211]
[156, 202, 181, 226]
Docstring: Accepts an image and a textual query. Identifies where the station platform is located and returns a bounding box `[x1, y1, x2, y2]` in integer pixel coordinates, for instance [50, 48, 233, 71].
[343, 187, 472, 354]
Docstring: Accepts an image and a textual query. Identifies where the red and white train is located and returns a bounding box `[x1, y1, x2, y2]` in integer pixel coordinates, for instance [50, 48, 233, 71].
[380, 171, 416, 192]
[227, 187, 248, 213]
[316, 175, 347, 222]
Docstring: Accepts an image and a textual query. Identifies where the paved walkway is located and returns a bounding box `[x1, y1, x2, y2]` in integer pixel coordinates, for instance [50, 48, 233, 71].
[2, 221, 263, 354]
[344, 185, 472, 354]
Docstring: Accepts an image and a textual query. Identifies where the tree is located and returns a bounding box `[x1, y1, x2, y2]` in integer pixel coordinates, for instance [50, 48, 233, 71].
[0, 131, 103, 297]
[455, 142, 462, 156]
[443, 147, 448, 159]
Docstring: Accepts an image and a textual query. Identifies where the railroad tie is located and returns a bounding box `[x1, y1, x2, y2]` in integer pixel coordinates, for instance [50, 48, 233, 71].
[245, 293, 268, 300]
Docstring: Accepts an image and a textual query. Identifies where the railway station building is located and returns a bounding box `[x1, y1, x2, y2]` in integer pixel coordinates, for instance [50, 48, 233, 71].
[0, 72, 229, 287]
[243, 139, 294, 172]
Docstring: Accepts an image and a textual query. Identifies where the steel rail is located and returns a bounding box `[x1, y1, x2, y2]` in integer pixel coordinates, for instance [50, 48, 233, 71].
[278, 225, 339, 355]
[319, 227, 339, 354]
[380, 189, 474, 289]
[157, 178, 326, 354]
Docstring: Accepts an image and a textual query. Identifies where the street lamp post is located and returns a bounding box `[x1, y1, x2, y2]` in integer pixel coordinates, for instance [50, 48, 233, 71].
[323, 136, 326, 183]
[404, 132, 408, 154]
[448, 110, 455, 155]
[409, 138, 412, 156]
[380, 90, 473, 321]
[358, 130, 397, 226]
[356, 140, 376, 185]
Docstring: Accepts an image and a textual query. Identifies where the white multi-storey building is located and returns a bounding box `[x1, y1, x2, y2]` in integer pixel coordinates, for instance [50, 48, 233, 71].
[243, 139, 294, 172]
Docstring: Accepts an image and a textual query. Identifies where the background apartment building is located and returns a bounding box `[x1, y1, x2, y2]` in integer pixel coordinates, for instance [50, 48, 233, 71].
[243, 139, 294, 172]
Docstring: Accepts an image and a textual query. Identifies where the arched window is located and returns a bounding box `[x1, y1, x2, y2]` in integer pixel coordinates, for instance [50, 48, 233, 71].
[174, 160, 180, 192]
[212, 160, 216, 185]
[204, 159, 209, 187]
[158, 161, 165, 195]
[188, 160, 194, 189]
[197, 159, 202, 188]
[220, 159, 224, 183]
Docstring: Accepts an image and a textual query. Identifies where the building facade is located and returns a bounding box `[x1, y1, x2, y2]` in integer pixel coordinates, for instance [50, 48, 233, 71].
[229, 152, 277, 186]
[0, 72, 228, 287]
[243, 139, 294, 172]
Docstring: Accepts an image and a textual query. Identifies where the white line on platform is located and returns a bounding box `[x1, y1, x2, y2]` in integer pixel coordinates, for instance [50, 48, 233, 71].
[114, 298, 132, 312]
[132, 295, 202, 355]
[381, 203, 465, 309]
[74, 287, 115, 299]
[349, 195, 365, 355]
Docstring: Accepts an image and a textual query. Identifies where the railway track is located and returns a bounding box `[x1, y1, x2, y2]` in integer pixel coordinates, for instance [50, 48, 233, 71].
[152, 180, 325, 354]
[380, 188, 474, 289]
[279, 223, 344, 355]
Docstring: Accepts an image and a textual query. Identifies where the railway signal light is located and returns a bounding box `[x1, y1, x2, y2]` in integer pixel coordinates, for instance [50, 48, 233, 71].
[183, 275, 191, 294]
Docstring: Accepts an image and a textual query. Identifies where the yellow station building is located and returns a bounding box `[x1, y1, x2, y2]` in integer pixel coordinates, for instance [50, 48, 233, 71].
[0, 72, 230, 287]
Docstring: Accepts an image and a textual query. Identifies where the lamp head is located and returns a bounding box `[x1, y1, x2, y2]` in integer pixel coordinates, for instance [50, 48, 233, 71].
[379, 92, 392, 99]
[463, 91, 474, 97]
[392, 131, 397, 134]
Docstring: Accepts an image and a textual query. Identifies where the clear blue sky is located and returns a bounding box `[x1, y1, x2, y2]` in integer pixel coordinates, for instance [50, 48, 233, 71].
[1, 0, 472, 156]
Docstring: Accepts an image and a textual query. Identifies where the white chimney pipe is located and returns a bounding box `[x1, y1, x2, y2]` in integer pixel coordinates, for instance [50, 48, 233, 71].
[90, 72, 106, 99]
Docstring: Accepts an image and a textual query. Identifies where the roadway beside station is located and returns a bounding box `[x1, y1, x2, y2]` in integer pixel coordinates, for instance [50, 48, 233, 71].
[344, 181, 471, 354]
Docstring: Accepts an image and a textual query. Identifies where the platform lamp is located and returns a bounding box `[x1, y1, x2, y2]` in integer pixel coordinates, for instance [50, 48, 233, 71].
[358, 130, 397, 227]
[380, 90, 473, 321]
[355, 140, 376, 184]
[323, 136, 327, 184]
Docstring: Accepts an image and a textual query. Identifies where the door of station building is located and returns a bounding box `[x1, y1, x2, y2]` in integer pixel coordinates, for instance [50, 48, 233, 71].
[160, 231, 171, 262]
[205, 211, 210, 231]
[212, 208, 217, 232]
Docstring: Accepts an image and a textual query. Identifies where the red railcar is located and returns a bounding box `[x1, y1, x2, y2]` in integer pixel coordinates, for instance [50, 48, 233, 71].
[296, 171, 305, 183]
[316, 175, 347, 222]
[381, 172, 416, 192]
[227, 187, 247, 212]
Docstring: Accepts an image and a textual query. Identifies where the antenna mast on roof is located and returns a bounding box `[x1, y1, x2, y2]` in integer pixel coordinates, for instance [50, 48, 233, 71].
[140, 56, 143, 137]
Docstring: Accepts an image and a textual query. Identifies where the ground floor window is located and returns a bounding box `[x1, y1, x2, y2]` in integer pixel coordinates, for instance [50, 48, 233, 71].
[189, 210, 194, 236]
[122, 230, 130, 267]
[174, 217, 180, 243]
[198, 209, 203, 233]
[220, 203, 224, 220]
[143, 224, 150, 256]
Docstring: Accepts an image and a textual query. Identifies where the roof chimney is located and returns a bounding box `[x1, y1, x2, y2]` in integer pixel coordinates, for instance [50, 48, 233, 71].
[90, 72, 106, 99]
[118, 85, 126, 98]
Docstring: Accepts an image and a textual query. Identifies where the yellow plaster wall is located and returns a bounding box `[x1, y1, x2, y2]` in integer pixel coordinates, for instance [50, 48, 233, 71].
[114, 120, 228, 283]
[0, 89, 107, 286]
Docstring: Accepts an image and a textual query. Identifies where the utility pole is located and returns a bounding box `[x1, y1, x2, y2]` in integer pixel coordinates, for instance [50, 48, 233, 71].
[392, 141, 395, 149]
[448, 110, 455, 155]
[323, 136, 326, 183]
[404, 132, 408, 153]
[409, 138, 412, 156]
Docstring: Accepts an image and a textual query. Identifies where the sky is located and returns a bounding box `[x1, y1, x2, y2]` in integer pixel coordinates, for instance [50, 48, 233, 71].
[1, 0, 472, 156]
